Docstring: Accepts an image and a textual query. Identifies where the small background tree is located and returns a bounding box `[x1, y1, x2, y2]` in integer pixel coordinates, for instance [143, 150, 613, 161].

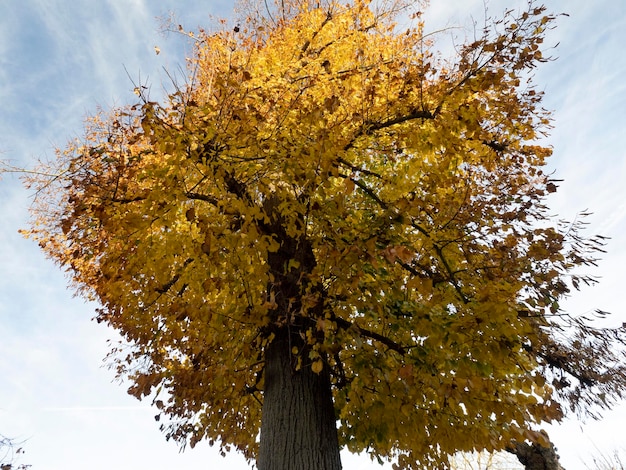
[0, 435, 30, 470]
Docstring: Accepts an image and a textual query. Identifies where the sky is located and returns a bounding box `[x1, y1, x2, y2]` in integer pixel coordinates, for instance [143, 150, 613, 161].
[0, 1, 625, 469]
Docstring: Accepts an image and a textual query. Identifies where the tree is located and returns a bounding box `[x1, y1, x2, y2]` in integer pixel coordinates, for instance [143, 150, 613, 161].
[0, 435, 30, 470]
[19, 0, 626, 468]
[584, 449, 626, 470]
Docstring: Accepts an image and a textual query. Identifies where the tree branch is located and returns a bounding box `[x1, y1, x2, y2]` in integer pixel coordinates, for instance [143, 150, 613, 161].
[335, 157, 382, 179]
[333, 316, 406, 356]
[336, 172, 388, 208]
[343, 107, 438, 152]
[365, 108, 436, 133]
[185, 191, 219, 206]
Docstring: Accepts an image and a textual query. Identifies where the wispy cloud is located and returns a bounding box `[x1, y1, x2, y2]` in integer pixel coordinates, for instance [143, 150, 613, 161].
[42, 406, 151, 412]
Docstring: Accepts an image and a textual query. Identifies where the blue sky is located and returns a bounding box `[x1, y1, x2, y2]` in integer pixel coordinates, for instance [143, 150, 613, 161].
[1, 1, 625, 469]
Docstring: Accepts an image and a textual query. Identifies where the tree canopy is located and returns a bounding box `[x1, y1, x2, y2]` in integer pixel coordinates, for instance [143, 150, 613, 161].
[21, 0, 625, 468]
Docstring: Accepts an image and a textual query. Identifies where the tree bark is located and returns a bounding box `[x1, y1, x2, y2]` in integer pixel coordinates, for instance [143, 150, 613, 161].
[510, 436, 565, 470]
[258, 331, 342, 470]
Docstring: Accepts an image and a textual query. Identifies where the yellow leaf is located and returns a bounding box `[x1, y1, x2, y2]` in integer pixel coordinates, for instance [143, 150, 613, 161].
[311, 360, 323, 374]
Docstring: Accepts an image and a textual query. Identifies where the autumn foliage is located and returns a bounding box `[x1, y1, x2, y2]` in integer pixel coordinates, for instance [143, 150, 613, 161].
[22, 0, 625, 468]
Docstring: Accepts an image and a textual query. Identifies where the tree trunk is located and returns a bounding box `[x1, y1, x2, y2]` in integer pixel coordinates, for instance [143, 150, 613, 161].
[510, 436, 565, 470]
[258, 331, 342, 470]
